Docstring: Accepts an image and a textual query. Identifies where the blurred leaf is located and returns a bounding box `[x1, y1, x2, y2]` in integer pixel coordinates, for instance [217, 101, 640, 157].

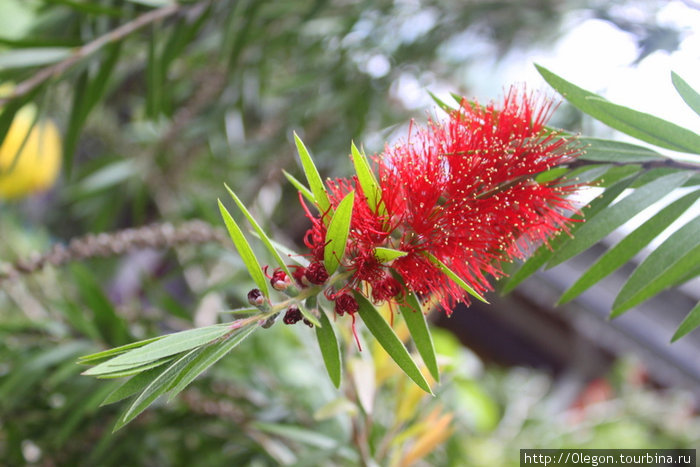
[559, 188, 700, 303]
[351, 141, 384, 215]
[547, 171, 692, 268]
[324, 190, 354, 275]
[400, 288, 439, 382]
[283, 169, 315, 205]
[537, 65, 700, 154]
[95, 357, 175, 379]
[0, 47, 72, 70]
[428, 91, 456, 113]
[612, 214, 700, 316]
[83, 324, 232, 376]
[502, 173, 639, 293]
[78, 336, 164, 365]
[218, 199, 270, 296]
[101, 365, 170, 406]
[254, 422, 340, 450]
[374, 247, 407, 263]
[672, 301, 700, 342]
[354, 292, 432, 394]
[671, 71, 700, 118]
[294, 132, 331, 214]
[425, 253, 488, 303]
[225, 183, 293, 278]
[579, 138, 669, 163]
[71, 264, 130, 346]
[315, 305, 341, 388]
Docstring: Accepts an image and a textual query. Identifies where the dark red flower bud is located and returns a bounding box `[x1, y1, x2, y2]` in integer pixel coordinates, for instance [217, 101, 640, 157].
[334, 293, 358, 316]
[372, 276, 403, 302]
[247, 288, 265, 307]
[283, 306, 303, 325]
[270, 269, 292, 291]
[305, 261, 329, 285]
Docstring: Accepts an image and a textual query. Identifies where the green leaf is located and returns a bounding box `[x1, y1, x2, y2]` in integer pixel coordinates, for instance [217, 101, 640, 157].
[424, 253, 488, 303]
[537, 65, 700, 154]
[78, 336, 164, 365]
[611, 214, 700, 317]
[547, 171, 692, 268]
[672, 301, 700, 342]
[0, 47, 72, 70]
[294, 132, 331, 213]
[95, 357, 175, 379]
[324, 190, 355, 275]
[167, 324, 257, 401]
[101, 365, 171, 406]
[374, 247, 408, 263]
[501, 173, 639, 293]
[399, 284, 439, 382]
[315, 305, 341, 388]
[283, 169, 315, 205]
[83, 324, 232, 376]
[351, 141, 384, 215]
[297, 302, 322, 328]
[579, 138, 668, 163]
[354, 293, 432, 394]
[559, 189, 700, 303]
[218, 199, 269, 296]
[115, 348, 204, 431]
[428, 91, 456, 113]
[671, 71, 700, 118]
[225, 184, 292, 278]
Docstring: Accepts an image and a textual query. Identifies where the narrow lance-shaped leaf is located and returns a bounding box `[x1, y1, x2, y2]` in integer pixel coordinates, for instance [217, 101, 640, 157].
[225, 184, 292, 278]
[324, 190, 355, 275]
[354, 292, 433, 394]
[79, 336, 164, 365]
[559, 188, 700, 304]
[672, 301, 700, 342]
[83, 324, 232, 376]
[95, 357, 175, 379]
[101, 365, 171, 406]
[428, 90, 456, 113]
[579, 138, 668, 163]
[218, 199, 269, 296]
[395, 272, 439, 382]
[283, 169, 315, 205]
[671, 71, 700, 118]
[351, 141, 385, 216]
[315, 305, 341, 388]
[424, 253, 488, 303]
[547, 170, 692, 268]
[537, 65, 700, 154]
[294, 132, 331, 213]
[611, 214, 700, 317]
[374, 247, 408, 263]
[297, 301, 322, 328]
[501, 172, 640, 293]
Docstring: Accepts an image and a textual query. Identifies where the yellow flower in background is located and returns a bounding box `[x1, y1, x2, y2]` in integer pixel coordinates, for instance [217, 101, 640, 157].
[0, 103, 62, 199]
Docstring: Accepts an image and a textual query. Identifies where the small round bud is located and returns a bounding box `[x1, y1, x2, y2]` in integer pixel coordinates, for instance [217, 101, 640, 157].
[305, 261, 329, 285]
[247, 288, 265, 307]
[283, 306, 303, 325]
[270, 269, 292, 291]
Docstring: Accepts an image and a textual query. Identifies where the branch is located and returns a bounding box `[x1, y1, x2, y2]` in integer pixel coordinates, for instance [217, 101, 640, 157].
[0, 3, 183, 107]
[568, 157, 700, 172]
[0, 220, 226, 283]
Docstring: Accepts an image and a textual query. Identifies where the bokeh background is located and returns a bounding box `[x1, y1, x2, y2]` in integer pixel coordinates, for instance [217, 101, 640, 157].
[1, 0, 699, 465]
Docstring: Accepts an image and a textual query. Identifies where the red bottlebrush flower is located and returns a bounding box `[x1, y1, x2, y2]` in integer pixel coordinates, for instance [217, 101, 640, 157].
[305, 261, 329, 285]
[283, 306, 303, 325]
[334, 292, 359, 316]
[298, 88, 582, 314]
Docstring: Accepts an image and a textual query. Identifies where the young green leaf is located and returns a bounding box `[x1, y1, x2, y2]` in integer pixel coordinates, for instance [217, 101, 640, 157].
[218, 199, 269, 296]
[354, 293, 432, 394]
[547, 171, 692, 268]
[611, 215, 700, 317]
[351, 141, 385, 216]
[83, 324, 232, 376]
[374, 247, 408, 263]
[579, 138, 668, 163]
[282, 169, 315, 205]
[294, 132, 331, 213]
[315, 306, 341, 388]
[324, 190, 355, 275]
[671, 71, 700, 118]
[78, 336, 164, 365]
[400, 288, 439, 382]
[501, 173, 639, 293]
[95, 357, 175, 379]
[225, 183, 292, 278]
[672, 301, 700, 342]
[101, 365, 171, 406]
[428, 91, 456, 113]
[114, 347, 204, 431]
[424, 253, 488, 303]
[167, 324, 257, 401]
[559, 189, 700, 304]
[537, 65, 700, 154]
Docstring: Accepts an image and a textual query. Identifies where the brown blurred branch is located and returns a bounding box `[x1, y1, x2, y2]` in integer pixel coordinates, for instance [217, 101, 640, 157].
[0, 220, 226, 283]
[0, 3, 184, 107]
